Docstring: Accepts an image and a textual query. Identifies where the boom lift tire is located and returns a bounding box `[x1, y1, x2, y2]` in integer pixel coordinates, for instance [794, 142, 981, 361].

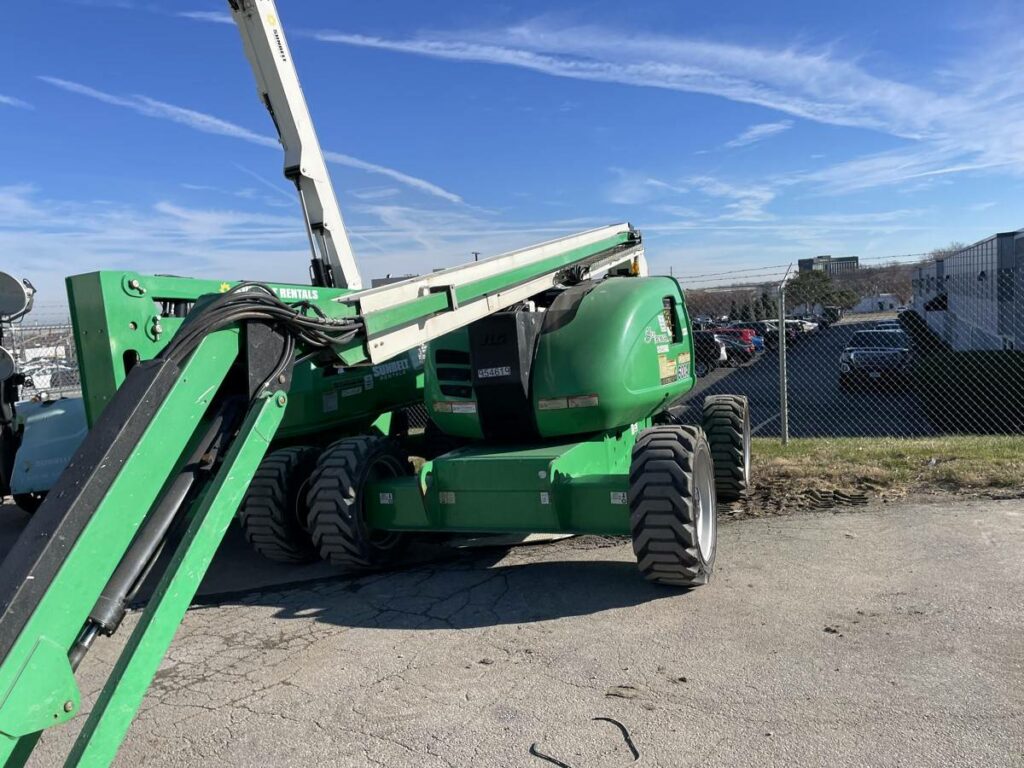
[238, 446, 319, 563]
[13, 492, 45, 515]
[702, 394, 751, 503]
[306, 435, 411, 570]
[628, 425, 717, 587]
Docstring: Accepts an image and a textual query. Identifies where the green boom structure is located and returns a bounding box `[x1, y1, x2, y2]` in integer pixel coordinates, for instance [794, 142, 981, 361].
[0, 223, 751, 766]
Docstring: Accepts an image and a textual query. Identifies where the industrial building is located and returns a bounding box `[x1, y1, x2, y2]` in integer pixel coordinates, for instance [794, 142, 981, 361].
[797, 255, 859, 276]
[912, 230, 1023, 351]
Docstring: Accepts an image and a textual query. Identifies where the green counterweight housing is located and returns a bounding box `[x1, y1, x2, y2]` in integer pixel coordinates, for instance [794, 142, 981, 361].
[426, 276, 695, 441]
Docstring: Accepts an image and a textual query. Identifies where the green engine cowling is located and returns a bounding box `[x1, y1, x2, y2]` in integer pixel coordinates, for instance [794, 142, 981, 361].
[426, 276, 694, 441]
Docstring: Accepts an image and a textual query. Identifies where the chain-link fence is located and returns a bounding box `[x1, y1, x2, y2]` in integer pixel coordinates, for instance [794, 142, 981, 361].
[3, 321, 81, 398]
[672, 233, 1024, 440]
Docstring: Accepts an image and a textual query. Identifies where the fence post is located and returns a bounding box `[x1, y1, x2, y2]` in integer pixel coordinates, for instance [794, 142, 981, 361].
[778, 280, 789, 446]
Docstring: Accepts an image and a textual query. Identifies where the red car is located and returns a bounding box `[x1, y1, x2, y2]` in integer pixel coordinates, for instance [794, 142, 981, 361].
[712, 327, 756, 345]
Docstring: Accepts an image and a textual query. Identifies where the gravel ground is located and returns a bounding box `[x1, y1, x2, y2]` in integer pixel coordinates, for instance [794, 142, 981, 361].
[23, 499, 1024, 768]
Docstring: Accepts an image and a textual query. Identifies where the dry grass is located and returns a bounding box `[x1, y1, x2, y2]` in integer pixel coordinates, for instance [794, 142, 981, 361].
[735, 436, 1024, 516]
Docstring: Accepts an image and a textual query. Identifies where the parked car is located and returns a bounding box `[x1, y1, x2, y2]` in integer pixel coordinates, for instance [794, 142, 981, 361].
[788, 317, 819, 333]
[715, 334, 757, 366]
[693, 330, 727, 377]
[838, 330, 912, 390]
[712, 326, 758, 346]
[728, 321, 773, 350]
[875, 320, 902, 331]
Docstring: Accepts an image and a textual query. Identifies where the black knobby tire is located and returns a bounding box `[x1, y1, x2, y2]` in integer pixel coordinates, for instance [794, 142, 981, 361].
[13, 492, 45, 515]
[238, 446, 319, 563]
[628, 425, 717, 587]
[306, 435, 411, 570]
[702, 394, 751, 503]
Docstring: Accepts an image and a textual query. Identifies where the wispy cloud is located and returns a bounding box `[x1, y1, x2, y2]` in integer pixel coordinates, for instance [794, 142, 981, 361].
[685, 176, 776, 221]
[311, 23, 1024, 194]
[0, 185, 594, 307]
[724, 120, 792, 148]
[312, 28, 941, 137]
[37, 76, 463, 203]
[0, 95, 33, 110]
[176, 10, 232, 25]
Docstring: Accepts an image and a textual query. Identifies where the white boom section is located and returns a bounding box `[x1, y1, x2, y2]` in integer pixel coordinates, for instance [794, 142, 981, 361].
[347, 223, 643, 363]
[229, 0, 362, 290]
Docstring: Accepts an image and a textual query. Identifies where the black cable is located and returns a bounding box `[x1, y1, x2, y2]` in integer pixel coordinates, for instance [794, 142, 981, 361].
[158, 283, 365, 381]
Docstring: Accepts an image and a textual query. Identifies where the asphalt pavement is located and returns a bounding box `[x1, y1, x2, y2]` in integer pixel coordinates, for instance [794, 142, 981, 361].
[682, 318, 934, 437]
[22, 498, 1024, 768]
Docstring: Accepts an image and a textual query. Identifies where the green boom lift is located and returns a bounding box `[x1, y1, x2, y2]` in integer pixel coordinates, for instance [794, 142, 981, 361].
[0, 1, 752, 764]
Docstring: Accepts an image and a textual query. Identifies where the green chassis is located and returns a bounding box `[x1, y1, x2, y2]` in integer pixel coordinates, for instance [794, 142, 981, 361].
[368, 420, 650, 536]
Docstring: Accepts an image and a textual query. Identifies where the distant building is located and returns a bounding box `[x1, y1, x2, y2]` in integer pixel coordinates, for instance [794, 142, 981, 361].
[798, 255, 859, 276]
[912, 230, 1023, 351]
[850, 293, 900, 314]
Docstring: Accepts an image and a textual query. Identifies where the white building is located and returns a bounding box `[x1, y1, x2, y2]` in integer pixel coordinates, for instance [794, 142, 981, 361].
[850, 293, 900, 314]
[912, 230, 1023, 351]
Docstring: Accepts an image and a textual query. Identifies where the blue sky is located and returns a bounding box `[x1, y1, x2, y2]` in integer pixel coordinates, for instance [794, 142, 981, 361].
[3, 0, 1023, 315]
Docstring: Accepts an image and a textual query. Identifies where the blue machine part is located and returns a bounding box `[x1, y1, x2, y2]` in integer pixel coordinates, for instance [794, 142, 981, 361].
[11, 397, 88, 495]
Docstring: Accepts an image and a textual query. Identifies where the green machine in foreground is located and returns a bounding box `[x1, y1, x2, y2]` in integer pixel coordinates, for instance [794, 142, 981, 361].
[0, 2, 750, 763]
[0, 222, 750, 767]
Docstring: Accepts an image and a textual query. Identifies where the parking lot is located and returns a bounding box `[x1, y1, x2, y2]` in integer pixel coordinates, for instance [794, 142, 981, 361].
[9, 497, 1022, 768]
[684, 318, 934, 437]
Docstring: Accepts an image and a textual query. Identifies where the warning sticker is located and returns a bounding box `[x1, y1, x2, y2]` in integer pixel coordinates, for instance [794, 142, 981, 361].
[379, 492, 394, 505]
[658, 354, 677, 384]
[538, 397, 568, 410]
[433, 401, 453, 413]
[610, 491, 627, 505]
[568, 394, 599, 408]
[439, 491, 456, 505]
[539, 492, 550, 505]
[451, 402, 478, 414]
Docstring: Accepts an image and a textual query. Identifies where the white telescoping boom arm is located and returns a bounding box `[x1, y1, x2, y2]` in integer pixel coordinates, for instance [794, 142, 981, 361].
[228, 0, 362, 290]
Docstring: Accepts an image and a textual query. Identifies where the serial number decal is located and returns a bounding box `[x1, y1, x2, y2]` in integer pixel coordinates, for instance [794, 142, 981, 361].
[477, 366, 512, 379]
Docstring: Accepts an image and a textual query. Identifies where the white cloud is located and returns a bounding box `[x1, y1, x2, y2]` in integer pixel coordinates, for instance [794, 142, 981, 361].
[176, 10, 233, 24]
[312, 24, 1024, 193]
[37, 76, 463, 204]
[0, 185, 594, 309]
[0, 95, 32, 110]
[723, 120, 792, 148]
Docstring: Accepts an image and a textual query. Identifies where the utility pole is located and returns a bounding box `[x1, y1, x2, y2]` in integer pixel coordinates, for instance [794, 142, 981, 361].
[778, 265, 792, 446]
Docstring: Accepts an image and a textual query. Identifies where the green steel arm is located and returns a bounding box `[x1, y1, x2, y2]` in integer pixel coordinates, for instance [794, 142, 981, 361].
[67, 390, 286, 767]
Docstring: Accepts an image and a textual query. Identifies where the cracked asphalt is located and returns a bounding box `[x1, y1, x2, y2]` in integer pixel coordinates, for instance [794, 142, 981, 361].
[20, 498, 1024, 767]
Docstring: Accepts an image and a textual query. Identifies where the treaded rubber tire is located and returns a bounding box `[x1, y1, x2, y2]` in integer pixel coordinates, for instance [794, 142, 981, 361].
[238, 446, 319, 563]
[629, 425, 717, 587]
[13, 492, 45, 515]
[306, 435, 410, 571]
[702, 394, 751, 503]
